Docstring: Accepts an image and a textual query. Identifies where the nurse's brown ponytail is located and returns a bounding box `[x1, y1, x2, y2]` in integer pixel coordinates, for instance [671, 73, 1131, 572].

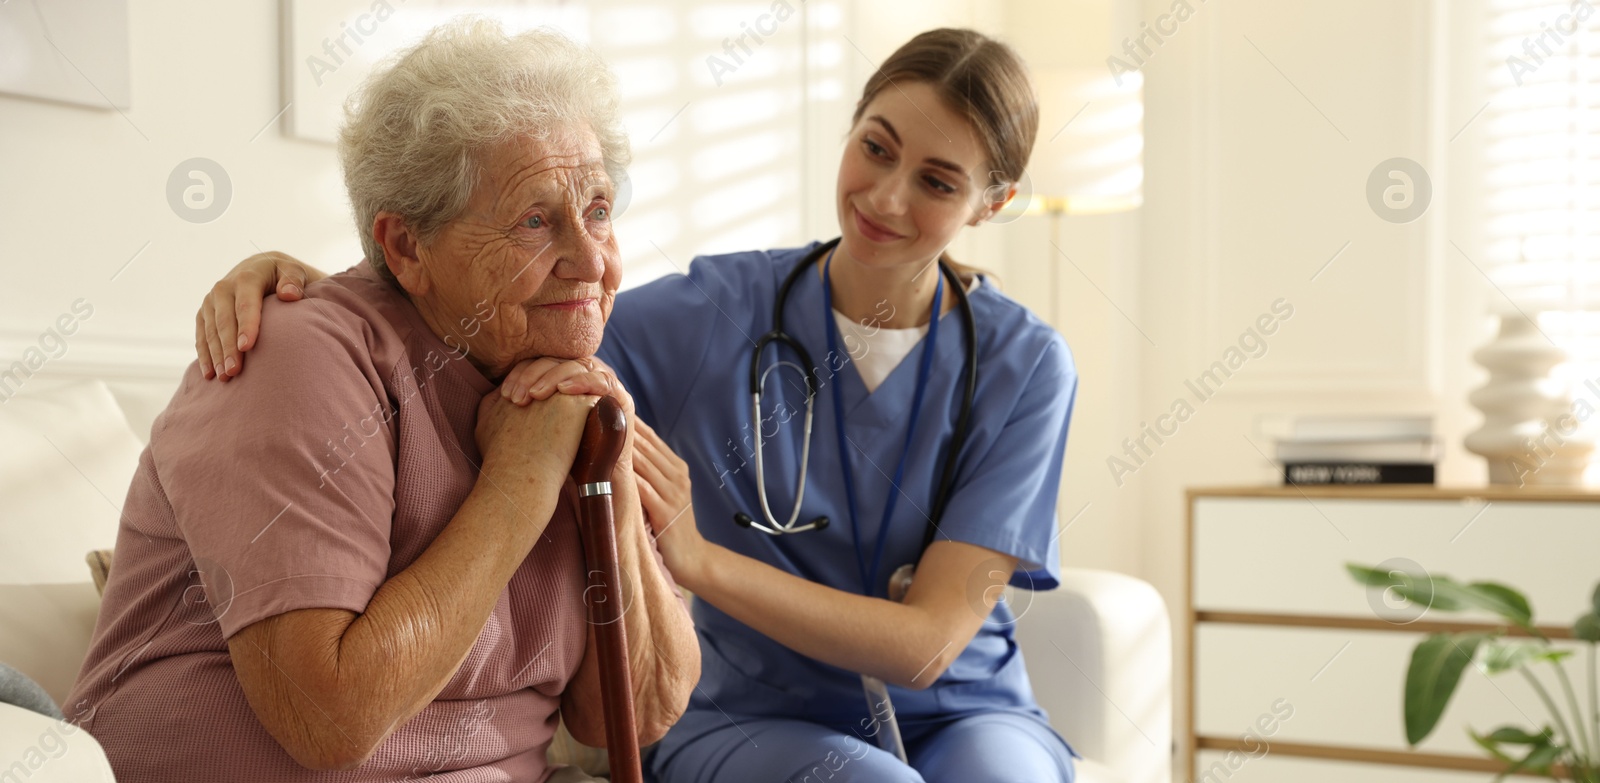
[852, 28, 1039, 282]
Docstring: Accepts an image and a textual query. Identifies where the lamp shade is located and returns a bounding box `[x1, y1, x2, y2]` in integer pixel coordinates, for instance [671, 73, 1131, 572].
[1006, 66, 1144, 217]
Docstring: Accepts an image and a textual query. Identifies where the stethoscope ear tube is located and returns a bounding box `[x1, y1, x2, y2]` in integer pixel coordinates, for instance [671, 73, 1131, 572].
[921, 259, 978, 553]
[742, 241, 835, 536]
[749, 385, 827, 534]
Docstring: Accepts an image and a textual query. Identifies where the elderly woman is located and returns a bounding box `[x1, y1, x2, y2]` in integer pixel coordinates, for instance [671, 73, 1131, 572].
[65, 20, 697, 783]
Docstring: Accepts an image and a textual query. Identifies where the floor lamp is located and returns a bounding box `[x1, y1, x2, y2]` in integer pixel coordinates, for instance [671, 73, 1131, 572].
[999, 67, 1144, 326]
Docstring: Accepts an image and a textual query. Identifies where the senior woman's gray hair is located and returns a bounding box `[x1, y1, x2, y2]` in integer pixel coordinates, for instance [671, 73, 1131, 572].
[339, 18, 631, 283]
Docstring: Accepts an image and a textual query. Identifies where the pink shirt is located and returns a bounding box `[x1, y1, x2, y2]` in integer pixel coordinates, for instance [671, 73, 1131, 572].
[68, 264, 589, 782]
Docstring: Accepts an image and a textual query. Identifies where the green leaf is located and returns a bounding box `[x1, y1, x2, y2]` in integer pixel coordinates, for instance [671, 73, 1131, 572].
[1347, 563, 1468, 615]
[1483, 725, 1552, 745]
[1592, 581, 1600, 617]
[1348, 567, 1544, 629]
[1414, 576, 1472, 614]
[1480, 640, 1571, 675]
[1396, 576, 1470, 613]
[1470, 729, 1518, 763]
[1347, 563, 1392, 586]
[1417, 579, 1534, 627]
[1406, 633, 1489, 745]
[1513, 742, 1562, 775]
[1576, 612, 1600, 642]
[1489, 731, 1558, 782]
[1463, 582, 1535, 627]
[1389, 571, 1471, 613]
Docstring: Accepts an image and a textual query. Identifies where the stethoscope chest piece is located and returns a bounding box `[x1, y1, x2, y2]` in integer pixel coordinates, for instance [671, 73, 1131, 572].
[886, 563, 915, 602]
[734, 510, 828, 532]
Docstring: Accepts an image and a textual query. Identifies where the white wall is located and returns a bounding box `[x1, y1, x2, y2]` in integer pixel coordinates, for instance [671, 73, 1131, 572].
[0, 1, 358, 388]
[1126, 0, 1488, 772]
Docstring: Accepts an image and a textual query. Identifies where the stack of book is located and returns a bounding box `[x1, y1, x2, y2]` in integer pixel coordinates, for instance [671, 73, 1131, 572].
[1276, 416, 1436, 485]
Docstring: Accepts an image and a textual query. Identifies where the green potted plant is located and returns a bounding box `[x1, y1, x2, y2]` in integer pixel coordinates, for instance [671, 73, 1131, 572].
[1347, 565, 1600, 782]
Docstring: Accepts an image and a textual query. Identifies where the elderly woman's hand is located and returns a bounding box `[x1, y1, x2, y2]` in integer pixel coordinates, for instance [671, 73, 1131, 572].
[195, 251, 328, 381]
[474, 387, 596, 488]
[496, 357, 636, 471]
[499, 357, 634, 415]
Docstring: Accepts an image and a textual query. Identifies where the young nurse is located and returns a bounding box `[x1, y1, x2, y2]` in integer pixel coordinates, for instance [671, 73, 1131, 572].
[196, 28, 1080, 782]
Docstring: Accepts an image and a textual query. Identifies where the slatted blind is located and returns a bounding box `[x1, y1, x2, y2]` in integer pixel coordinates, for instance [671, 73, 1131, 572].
[1486, 0, 1600, 467]
[592, 0, 845, 287]
[285, 0, 845, 288]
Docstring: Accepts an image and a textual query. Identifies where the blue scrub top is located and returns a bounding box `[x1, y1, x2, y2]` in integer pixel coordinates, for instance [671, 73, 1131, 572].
[598, 242, 1078, 730]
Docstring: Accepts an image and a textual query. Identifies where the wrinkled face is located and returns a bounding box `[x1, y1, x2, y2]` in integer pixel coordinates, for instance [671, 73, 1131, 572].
[414, 125, 621, 378]
[836, 81, 1000, 269]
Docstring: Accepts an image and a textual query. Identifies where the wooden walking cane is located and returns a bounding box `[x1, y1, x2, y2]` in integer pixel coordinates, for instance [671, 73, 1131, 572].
[570, 395, 644, 783]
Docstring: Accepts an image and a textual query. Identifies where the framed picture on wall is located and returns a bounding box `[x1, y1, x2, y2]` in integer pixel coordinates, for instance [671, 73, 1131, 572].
[0, 0, 131, 110]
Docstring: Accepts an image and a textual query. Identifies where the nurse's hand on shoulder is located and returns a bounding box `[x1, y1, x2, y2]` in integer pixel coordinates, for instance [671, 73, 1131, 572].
[193, 250, 328, 382]
[631, 419, 707, 579]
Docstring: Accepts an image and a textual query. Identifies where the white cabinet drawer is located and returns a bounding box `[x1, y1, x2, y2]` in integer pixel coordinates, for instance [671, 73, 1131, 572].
[1195, 750, 1495, 782]
[1196, 623, 1589, 757]
[1193, 498, 1599, 620]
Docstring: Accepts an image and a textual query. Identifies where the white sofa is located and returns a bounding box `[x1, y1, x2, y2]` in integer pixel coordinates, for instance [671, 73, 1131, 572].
[1023, 570, 1174, 783]
[0, 702, 116, 782]
[0, 378, 1171, 782]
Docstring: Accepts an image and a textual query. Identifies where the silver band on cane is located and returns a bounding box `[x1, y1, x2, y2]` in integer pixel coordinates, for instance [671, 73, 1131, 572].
[578, 481, 613, 497]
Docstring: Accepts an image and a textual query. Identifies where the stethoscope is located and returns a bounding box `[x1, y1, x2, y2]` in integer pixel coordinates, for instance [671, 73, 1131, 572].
[732, 237, 979, 761]
[733, 237, 978, 558]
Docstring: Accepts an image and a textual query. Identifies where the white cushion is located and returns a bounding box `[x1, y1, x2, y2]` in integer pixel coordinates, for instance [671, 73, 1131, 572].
[0, 379, 143, 584]
[0, 379, 147, 705]
[0, 702, 115, 782]
[103, 376, 183, 444]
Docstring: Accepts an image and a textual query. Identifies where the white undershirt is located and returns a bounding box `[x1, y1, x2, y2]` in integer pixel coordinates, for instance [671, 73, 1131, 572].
[832, 313, 927, 393]
[831, 275, 981, 393]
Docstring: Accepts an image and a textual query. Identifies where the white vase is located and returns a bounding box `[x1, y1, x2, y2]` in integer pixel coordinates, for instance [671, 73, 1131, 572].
[1465, 312, 1595, 485]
